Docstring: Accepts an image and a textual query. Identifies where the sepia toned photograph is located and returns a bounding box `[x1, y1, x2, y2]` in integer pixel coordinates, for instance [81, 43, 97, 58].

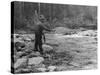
[11, 1, 97, 74]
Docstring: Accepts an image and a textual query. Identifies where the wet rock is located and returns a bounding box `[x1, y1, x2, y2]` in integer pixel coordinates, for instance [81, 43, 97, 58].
[22, 68, 31, 73]
[46, 40, 59, 46]
[76, 30, 97, 37]
[15, 42, 26, 51]
[28, 57, 44, 65]
[22, 36, 31, 42]
[37, 68, 47, 72]
[16, 51, 24, 58]
[48, 66, 56, 71]
[28, 52, 41, 58]
[69, 62, 80, 67]
[14, 57, 27, 69]
[56, 66, 68, 71]
[14, 34, 24, 43]
[16, 50, 32, 58]
[42, 44, 53, 52]
[34, 64, 46, 68]
[82, 65, 97, 69]
[15, 68, 31, 73]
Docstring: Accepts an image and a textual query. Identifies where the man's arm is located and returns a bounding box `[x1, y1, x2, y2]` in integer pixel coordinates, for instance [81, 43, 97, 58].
[42, 24, 52, 32]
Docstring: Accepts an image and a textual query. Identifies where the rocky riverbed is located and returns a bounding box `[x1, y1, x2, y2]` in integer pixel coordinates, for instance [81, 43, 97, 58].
[12, 29, 97, 73]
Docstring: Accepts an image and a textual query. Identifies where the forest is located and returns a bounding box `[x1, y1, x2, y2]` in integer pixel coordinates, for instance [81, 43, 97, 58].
[13, 1, 97, 33]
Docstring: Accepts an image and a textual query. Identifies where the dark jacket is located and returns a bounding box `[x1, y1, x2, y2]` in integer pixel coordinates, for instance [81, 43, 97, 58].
[34, 23, 51, 36]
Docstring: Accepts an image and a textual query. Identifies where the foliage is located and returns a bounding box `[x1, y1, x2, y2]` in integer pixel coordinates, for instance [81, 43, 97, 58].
[13, 1, 97, 33]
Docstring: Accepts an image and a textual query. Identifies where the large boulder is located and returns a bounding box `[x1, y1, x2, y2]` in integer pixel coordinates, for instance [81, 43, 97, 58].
[14, 57, 27, 69]
[28, 57, 44, 65]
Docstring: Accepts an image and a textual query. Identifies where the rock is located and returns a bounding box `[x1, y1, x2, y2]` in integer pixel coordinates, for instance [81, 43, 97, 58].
[15, 52, 24, 58]
[23, 36, 31, 41]
[37, 68, 47, 72]
[14, 34, 24, 43]
[22, 69, 30, 72]
[35, 52, 41, 55]
[82, 65, 97, 69]
[36, 64, 46, 68]
[48, 66, 56, 71]
[28, 57, 44, 65]
[15, 68, 31, 73]
[28, 52, 40, 58]
[56, 66, 67, 71]
[15, 42, 26, 51]
[69, 62, 80, 67]
[46, 40, 59, 46]
[14, 57, 27, 69]
[77, 30, 97, 37]
[42, 44, 53, 52]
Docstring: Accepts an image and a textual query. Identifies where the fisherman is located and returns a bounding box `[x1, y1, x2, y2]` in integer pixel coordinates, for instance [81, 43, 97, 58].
[34, 15, 53, 55]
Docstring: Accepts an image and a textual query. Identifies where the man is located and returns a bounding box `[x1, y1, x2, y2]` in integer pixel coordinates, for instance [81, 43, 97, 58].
[34, 15, 53, 55]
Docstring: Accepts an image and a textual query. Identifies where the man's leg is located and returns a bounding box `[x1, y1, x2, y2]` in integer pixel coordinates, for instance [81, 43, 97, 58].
[42, 33, 46, 43]
[34, 39, 39, 51]
[39, 40, 44, 55]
